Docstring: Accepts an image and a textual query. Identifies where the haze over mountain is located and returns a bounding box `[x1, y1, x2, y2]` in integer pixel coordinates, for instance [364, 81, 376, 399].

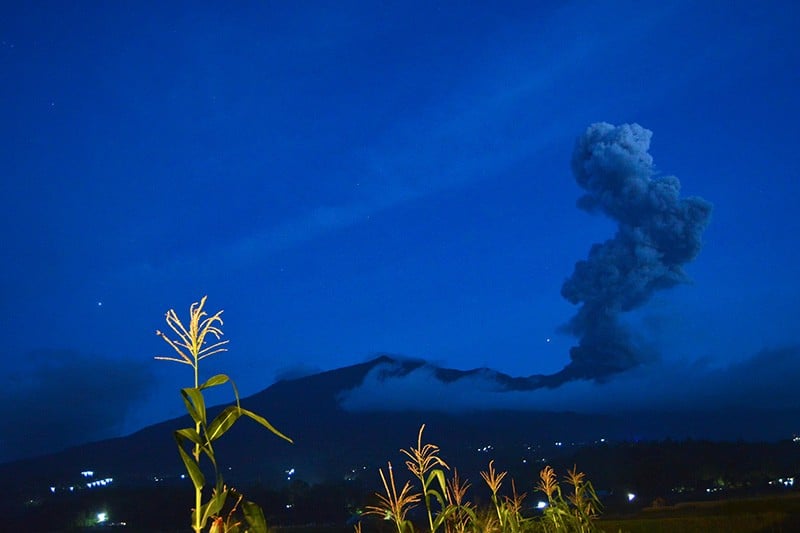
[3, 352, 798, 494]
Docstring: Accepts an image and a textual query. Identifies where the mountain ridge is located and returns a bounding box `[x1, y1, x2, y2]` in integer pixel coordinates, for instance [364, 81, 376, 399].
[2, 355, 797, 495]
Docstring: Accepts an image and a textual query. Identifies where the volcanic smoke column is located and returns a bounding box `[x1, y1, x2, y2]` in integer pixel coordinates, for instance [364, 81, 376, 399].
[555, 123, 712, 383]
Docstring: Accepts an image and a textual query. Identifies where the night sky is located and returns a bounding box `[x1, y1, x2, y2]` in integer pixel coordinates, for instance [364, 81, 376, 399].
[2, 1, 799, 463]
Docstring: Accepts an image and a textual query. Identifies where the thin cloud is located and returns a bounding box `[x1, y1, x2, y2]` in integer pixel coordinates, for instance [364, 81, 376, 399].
[338, 346, 800, 415]
[0, 350, 154, 463]
[273, 362, 323, 382]
[113, 3, 681, 284]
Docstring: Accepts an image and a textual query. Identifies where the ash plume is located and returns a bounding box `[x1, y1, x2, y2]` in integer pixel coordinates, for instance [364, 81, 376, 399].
[548, 122, 712, 384]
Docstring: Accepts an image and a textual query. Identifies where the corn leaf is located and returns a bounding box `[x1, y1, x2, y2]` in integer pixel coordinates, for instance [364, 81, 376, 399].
[174, 436, 204, 490]
[201, 374, 229, 390]
[175, 428, 203, 446]
[242, 499, 267, 533]
[200, 487, 228, 526]
[239, 407, 293, 443]
[207, 405, 241, 442]
[181, 387, 207, 426]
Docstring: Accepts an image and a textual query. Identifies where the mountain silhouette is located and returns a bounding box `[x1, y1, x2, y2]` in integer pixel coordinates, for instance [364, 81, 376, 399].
[2, 355, 797, 497]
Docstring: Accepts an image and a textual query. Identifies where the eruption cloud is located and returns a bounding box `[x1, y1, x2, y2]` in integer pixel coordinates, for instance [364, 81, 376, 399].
[338, 123, 714, 401]
[551, 122, 712, 384]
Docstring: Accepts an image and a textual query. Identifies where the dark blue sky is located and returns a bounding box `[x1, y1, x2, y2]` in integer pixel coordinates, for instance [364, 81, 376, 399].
[2, 1, 799, 461]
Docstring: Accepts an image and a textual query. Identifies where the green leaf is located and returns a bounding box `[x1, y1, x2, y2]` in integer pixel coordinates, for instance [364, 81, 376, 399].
[242, 499, 267, 533]
[431, 506, 456, 531]
[174, 435, 205, 490]
[239, 407, 293, 443]
[229, 378, 241, 405]
[201, 374, 229, 390]
[459, 505, 478, 524]
[181, 387, 207, 425]
[201, 487, 228, 525]
[207, 405, 241, 442]
[180, 393, 200, 424]
[427, 487, 447, 510]
[400, 519, 415, 533]
[426, 469, 449, 507]
[175, 427, 203, 446]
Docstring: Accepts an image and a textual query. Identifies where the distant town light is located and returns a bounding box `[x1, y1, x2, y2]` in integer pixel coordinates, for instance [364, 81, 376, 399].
[536, 501, 548, 509]
[50, 486, 56, 494]
[627, 493, 636, 502]
[96, 512, 108, 523]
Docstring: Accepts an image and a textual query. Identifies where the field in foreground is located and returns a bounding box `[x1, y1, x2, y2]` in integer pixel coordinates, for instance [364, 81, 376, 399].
[265, 493, 800, 533]
[598, 493, 800, 533]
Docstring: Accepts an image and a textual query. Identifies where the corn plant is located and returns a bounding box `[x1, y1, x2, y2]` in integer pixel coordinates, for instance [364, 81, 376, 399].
[563, 465, 601, 532]
[363, 426, 602, 533]
[402, 424, 451, 532]
[156, 296, 292, 532]
[444, 469, 477, 533]
[480, 459, 508, 528]
[535, 465, 601, 533]
[365, 461, 420, 533]
[503, 480, 530, 532]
